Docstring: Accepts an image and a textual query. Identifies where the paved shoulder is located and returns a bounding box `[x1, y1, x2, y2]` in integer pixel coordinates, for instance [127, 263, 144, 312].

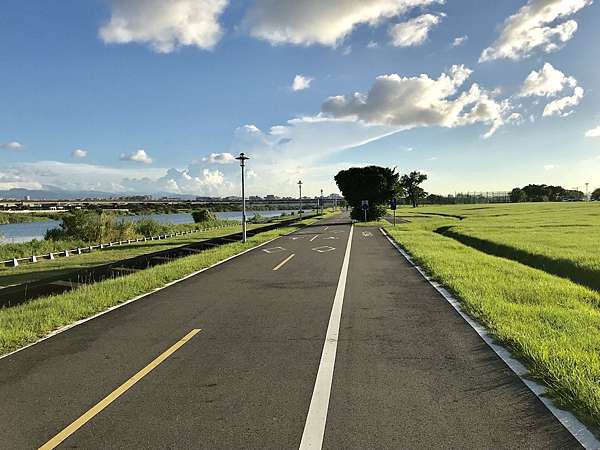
[323, 226, 581, 449]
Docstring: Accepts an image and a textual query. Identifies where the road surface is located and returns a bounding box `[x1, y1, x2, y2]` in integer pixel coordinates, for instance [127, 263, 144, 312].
[0, 214, 581, 449]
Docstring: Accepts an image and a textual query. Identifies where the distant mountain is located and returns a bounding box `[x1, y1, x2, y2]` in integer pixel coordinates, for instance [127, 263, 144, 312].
[0, 188, 196, 201]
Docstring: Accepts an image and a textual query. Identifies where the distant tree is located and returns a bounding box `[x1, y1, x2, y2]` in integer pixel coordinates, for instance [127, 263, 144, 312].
[334, 166, 399, 220]
[592, 188, 600, 201]
[563, 189, 585, 201]
[400, 171, 428, 207]
[509, 188, 527, 203]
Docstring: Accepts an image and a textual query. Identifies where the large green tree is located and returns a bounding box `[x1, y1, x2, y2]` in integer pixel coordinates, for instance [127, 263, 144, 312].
[334, 166, 399, 220]
[400, 171, 428, 207]
[592, 188, 600, 201]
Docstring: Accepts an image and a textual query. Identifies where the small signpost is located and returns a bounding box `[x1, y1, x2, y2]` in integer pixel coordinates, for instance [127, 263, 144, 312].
[361, 200, 369, 222]
[390, 197, 397, 226]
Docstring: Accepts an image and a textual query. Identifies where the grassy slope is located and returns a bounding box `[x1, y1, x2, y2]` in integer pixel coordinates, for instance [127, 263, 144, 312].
[384, 203, 600, 427]
[0, 223, 265, 286]
[0, 214, 331, 356]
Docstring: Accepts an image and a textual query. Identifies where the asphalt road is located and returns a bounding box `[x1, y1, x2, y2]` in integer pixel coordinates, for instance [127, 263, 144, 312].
[0, 214, 582, 449]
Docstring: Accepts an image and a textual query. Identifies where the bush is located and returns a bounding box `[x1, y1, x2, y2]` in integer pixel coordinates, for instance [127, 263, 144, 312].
[191, 209, 216, 223]
[45, 211, 137, 244]
[134, 219, 169, 237]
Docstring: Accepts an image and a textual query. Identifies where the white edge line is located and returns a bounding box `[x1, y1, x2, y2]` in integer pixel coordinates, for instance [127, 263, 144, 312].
[379, 227, 600, 450]
[299, 224, 354, 450]
[0, 226, 304, 362]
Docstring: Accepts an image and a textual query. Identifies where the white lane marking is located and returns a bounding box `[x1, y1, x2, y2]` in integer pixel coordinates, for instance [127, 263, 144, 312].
[310, 235, 319, 242]
[323, 237, 339, 240]
[323, 226, 329, 231]
[379, 228, 600, 450]
[312, 246, 336, 253]
[299, 225, 354, 450]
[263, 246, 286, 254]
[273, 254, 295, 271]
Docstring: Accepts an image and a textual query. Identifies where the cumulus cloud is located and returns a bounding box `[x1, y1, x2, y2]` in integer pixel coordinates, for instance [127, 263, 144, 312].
[200, 152, 236, 164]
[244, 0, 444, 47]
[585, 125, 600, 137]
[99, 0, 229, 53]
[1, 141, 24, 151]
[321, 65, 510, 138]
[519, 63, 577, 97]
[123, 167, 229, 195]
[517, 63, 584, 118]
[452, 35, 468, 47]
[542, 86, 584, 117]
[71, 149, 88, 158]
[480, 0, 592, 62]
[120, 149, 153, 164]
[292, 75, 313, 91]
[389, 13, 444, 47]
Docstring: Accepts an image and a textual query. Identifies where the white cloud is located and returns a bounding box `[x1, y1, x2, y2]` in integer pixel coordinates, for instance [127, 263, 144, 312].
[321, 65, 510, 138]
[200, 152, 236, 164]
[542, 86, 584, 117]
[244, 0, 445, 47]
[99, 0, 229, 53]
[452, 35, 468, 47]
[71, 149, 88, 158]
[585, 125, 600, 137]
[544, 164, 557, 170]
[517, 63, 584, 118]
[389, 13, 444, 47]
[123, 167, 229, 195]
[480, 0, 592, 62]
[1, 141, 24, 151]
[292, 75, 313, 91]
[367, 40, 380, 49]
[519, 63, 577, 97]
[120, 149, 153, 164]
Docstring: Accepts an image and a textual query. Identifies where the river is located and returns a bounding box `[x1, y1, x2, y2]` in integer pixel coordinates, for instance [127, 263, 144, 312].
[0, 210, 299, 243]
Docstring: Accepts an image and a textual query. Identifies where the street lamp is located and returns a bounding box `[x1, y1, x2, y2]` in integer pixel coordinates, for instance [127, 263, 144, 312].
[235, 153, 250, 242]
[320, 189, 324, 215]
[298, 180, 303, 218]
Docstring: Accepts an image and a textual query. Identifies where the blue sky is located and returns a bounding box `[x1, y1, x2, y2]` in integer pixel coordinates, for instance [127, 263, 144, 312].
[1, 0, 599, 197]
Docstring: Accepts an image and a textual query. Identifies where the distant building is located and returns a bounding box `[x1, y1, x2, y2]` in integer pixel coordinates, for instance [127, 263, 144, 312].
[265, 194, 280, 200]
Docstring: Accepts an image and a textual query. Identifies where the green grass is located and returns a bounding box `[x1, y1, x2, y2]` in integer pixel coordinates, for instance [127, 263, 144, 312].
[0, 215, 327, 357]
[0, 223, 265, 287]
[0, 212, 62, 224]
[384, 202, 600, 428]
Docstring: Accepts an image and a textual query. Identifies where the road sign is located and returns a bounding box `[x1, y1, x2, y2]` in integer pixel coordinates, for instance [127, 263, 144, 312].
[390, 198, 397, 210]
[361, 200, 369, 211]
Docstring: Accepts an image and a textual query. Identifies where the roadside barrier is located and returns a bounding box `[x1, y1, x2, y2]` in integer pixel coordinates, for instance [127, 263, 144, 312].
[1, 224, 235, 268]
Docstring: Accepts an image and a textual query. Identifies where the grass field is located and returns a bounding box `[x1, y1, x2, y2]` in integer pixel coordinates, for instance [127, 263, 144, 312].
[384, 202, 600, 428]
[0, 213, 332, 357]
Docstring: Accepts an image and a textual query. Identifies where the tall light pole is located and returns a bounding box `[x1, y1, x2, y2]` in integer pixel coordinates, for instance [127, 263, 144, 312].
[586, 182, 590, 201]
[320, 189, 324, 214]
[236, 153, 250, 242]
[298, 180, 303, 218]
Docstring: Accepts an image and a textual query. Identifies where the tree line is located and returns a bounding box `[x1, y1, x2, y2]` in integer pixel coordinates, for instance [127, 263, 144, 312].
[509, 184, 592, 203]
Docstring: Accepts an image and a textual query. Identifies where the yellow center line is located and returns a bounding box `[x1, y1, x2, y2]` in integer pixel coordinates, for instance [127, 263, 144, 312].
[273, 253, 295, 271]
[38, 329, 202, 450]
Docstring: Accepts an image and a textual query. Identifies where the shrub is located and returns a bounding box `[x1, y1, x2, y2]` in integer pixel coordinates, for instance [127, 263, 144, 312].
[192, 209, 216, 223]
[134, 219, 169, 237]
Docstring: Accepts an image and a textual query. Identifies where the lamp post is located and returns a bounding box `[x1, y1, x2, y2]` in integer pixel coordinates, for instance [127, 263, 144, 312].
[235, 153, 250, 242]
[320, 189, 324, 214]
[298, 180, 303, 218]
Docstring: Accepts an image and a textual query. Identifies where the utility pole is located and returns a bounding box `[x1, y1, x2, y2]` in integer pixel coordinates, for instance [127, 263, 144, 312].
[235, 153, 250, 242]
[298, 180, 303, 219]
